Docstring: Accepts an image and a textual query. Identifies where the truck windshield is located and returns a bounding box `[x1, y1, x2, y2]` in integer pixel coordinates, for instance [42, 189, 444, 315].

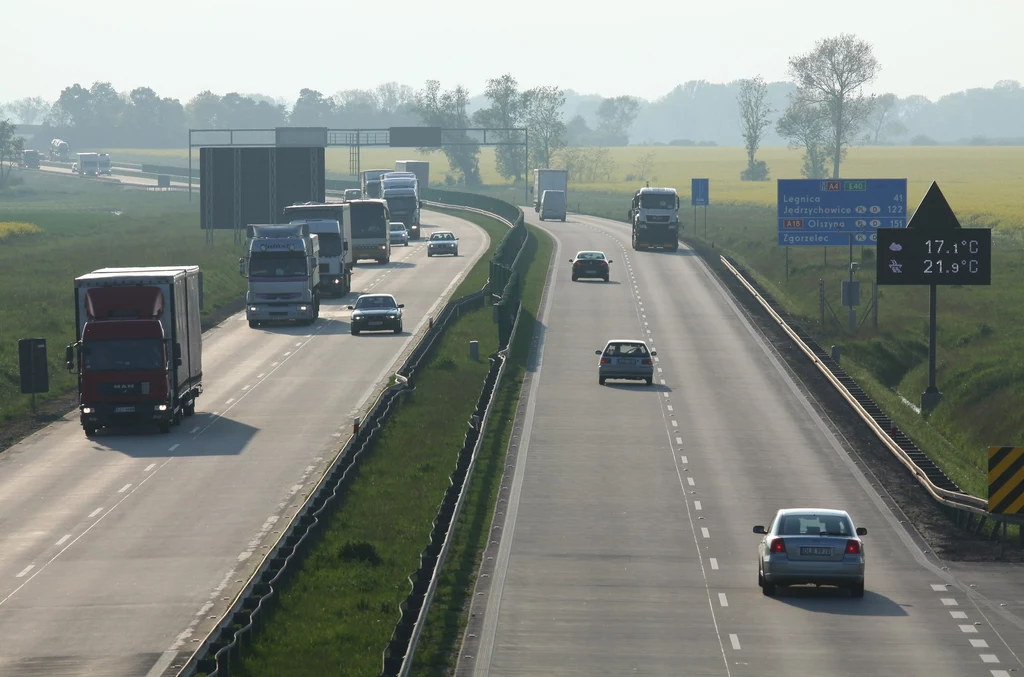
[641, 194, 677, 209]
[316, 233, 343, 257]
[83, 339, 164, 372]
[249, 252, 307, 277]
[386, 196, 416, 213]
[364, 183, 382, 198]
[351, 203, 387, 237]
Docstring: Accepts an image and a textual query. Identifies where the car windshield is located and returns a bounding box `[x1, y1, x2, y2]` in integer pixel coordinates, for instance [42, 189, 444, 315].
[576, 252, 606, 260]
[390, 225, 406, 233]
[641, 193, 676, 209]
[778, 514, 854, 536]
[431, 233, 454, 241]
[355, 296, 397, 310]
[604, 342, 649, 357]
[83, 339, 164, 372]
[249, 252, 307, 277]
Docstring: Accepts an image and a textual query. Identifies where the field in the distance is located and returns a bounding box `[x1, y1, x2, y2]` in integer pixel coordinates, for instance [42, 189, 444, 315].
[104, 145, 1024, 229]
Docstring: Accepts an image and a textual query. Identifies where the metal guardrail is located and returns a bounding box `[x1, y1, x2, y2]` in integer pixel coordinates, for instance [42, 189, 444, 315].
[716, 254, 1021, 526]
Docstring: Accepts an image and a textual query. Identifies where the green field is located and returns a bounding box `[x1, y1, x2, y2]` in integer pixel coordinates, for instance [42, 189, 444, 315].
[0, 170, 246, 424]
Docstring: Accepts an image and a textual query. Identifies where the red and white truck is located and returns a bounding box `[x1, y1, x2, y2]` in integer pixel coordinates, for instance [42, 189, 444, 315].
[66, 266, 204, 436]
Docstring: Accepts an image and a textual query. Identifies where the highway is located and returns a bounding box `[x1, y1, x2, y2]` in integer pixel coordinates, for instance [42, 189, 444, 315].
[0, 210, 488, 677]
[461, 211, 1024, 676]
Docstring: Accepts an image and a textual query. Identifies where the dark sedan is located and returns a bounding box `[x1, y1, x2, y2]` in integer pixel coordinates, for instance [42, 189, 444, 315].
[348, 293, 404, 335]
[571, 250, 612, 282]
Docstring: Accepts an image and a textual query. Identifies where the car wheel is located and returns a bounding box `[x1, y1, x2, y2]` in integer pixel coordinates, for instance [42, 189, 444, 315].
[851, 581, 865, 598]
[757, 565, 764, 588]
[603, 276, 609, 282]
[762, 579, 776, 597]
[427, 252, 432, 257]
[645, 377, 653, 386]
[351, 328, 360, 336]
[248, 320, 258, 328]
[599, 376, 606, 385]
[572, 274, 578, 281]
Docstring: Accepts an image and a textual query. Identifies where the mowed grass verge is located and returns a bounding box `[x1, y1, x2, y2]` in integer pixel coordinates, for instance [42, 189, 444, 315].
[571, 192, 1019, 500]
[232, 210, 542, 677]
[409, 222, 551, 675]
[0, 170, 247, 424]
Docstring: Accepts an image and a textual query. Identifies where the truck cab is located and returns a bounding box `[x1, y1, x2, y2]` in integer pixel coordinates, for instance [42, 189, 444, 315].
[20, 150, 40, 168]
[629, 187, 681, 252]
[282, 202, 353, 295]
[97, 153, 112, 175]
[76, 152, 99, 177]
[294, 218, 347, 297]
[240, 224, 321, 327]
[360, 169, 391, 199]
[381, 182, 421, 238]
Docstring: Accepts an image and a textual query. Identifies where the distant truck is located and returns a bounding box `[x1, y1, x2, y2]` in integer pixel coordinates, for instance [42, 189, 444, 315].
[97, 153, 112, 175]
[50, 139, 70, 161]
[382, 185, 421, 239]
[360, 169, 391, 199]
[533, 168, 568, 212]
[349, 199, 392, 263]
[240, 223, 321, 327]
[282, 202, 354, 296]
[20, 149, 40, 169]
[67, 266, 204, 436]
[395, 160, 429, 191]
[539, 189, 567, 222]
[628, 186, 681, 251]
[76, 152, 100, 177]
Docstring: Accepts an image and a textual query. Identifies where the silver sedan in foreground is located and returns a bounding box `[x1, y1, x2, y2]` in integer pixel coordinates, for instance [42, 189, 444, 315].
[754, 508, 866, 598]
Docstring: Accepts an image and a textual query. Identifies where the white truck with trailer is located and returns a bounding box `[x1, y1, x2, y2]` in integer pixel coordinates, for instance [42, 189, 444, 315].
[239, 224, 321, 327]
[360, 169, 391, 199]
[533, 168, 568, 212]
[395, 161, 429, 190]
[282, 202, 354, 296]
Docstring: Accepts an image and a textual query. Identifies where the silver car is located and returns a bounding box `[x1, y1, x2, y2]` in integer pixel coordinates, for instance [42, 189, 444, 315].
[427, 231, 459, 257]
[389, 221, 409, 246]
[754, 508, 867, 598]
[596, 339, 656, 386]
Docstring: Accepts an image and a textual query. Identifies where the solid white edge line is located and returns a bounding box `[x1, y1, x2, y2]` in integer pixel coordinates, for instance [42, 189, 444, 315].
[144, 650, 178, 677]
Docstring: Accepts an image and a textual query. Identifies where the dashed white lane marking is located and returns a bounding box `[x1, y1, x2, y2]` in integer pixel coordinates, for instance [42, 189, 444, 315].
[242, 385, 251, 391]
[701, 527, 710, 538]
[144, 650, 178, 677]
[941, 597, 958, 606]
[676, 437, 682, 444]
[694, 500, 702, 510]
[980, 655, 999, 663]
[991, 670, 1011, 677]
[971, 639, 989, 648]
[687, 477, 695, 486]
[710, 557, 719, 570]
[959, 625, 978, 633]
[658, 367, 664, 373]
[190, 426, 200, 434]
[294, 342, 302, 347]
[951, 611, 968, 619]
[118, 483, 132, 493]
[168, 444, 179, 452]
[283, 351, 291, 356]
[225, 398, 235, 404]
[56, 535, 71, 546]
[671, 420, 679, 427]
[653, 356, 659, 362]
[256, 373, 265, 379]
[89, 508, 103, 518]
[718, 592, 729, 607]
[680, 455, 688, 464]
[663, 392, 669, 397]
[729, 634, 740, 650]
[666, 405, 673, 411]
[145, 463, 157, 472]
[15, 565, 34, 578]
[931, 584, 948, 591]
[270, 362, 279, 367]
[660, 379, 666, 385]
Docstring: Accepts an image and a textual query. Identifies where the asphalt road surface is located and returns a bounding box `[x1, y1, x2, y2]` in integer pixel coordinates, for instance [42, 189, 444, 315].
[462, 210, 1024, 676]
[0, 211, 487, 677]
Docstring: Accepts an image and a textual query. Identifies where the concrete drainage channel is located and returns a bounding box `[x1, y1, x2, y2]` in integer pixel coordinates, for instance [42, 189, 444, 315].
[714, 252, 1024, 536]
[177, 202, 526, 677]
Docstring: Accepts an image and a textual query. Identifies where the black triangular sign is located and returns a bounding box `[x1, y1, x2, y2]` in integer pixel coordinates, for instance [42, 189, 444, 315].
[907, 181, 961, 230]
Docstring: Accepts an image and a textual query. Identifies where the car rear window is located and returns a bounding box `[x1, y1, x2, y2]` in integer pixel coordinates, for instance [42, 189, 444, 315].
[605, 343, 648, 357]
[778, 514, 853, 536]
[577, 252, 605, 260]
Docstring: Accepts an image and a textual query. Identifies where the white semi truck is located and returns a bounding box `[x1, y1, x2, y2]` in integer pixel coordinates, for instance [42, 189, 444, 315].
[282, 202, 354, 296]
[240, 223, 321, 327]
[395, 161, 429, 190]
[628, 186, 681, 251]
[76, 152, 100, 177]
[532, 168, 568, 212]
[360, 169, 391, 199]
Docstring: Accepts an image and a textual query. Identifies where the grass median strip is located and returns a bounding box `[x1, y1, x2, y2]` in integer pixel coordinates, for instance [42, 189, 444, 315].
[232, 209, 528, 677]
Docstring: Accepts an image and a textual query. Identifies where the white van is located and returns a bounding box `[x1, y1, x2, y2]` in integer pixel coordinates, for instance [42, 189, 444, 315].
[540, 189, 566, 222]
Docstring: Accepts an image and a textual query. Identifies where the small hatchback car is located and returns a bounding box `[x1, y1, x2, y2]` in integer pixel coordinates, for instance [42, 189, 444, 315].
[389, 222, 409, 246]
[596, 339, 656, 385]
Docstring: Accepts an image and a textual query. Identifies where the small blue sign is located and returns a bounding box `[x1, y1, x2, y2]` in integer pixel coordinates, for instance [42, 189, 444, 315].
[691, 178, 709, 206]
[777, 178, 907, 247]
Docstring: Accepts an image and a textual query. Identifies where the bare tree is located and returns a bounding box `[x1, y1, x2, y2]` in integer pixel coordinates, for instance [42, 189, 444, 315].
[788, 33, 880, 177]
[864, 93, 907, 144]
[776, 95, 832, 179]
[0, 120, 25, 189]
[375, 82, 415, 116]
[632, 151, 655, 181]
[736, 76, 773, 181]
[525, 85, 566, 169]
[7, 97, 51, 125]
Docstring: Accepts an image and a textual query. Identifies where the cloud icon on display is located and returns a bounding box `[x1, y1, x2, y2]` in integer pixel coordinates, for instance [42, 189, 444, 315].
[889, 243, 903, 251]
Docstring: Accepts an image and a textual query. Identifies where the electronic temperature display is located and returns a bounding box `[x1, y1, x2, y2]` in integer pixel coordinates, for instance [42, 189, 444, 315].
[876, 228, 991, 286]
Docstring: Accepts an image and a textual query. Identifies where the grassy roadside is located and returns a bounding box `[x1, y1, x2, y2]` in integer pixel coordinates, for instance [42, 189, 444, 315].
[409, 223, 551, 675]
[231, 210, 533, 677]
[0, 170, 246, 428]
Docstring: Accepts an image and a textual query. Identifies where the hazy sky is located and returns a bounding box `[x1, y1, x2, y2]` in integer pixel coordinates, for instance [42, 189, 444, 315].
[5, 0, 1022, 104]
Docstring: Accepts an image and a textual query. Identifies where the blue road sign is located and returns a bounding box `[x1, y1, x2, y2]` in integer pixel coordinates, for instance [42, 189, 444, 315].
[777, 178, 907, 246]
[691, 178, 709, 206]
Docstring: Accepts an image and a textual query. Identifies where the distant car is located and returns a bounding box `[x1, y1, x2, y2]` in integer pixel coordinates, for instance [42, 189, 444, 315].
[389, 221, 409, 246]
[571, 251, 612, 282]
[754, 508, 867, 598]
[343, 188, 362, 202]
[427, 231, 459, 257]
[71, 162, 79, 173]
[347, 293, 404, 335]
[540, 189, 567, 221]
[596, 339, 656, 385]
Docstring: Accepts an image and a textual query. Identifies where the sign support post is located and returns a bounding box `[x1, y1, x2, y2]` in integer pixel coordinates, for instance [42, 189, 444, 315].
[691, 178, 709, 240]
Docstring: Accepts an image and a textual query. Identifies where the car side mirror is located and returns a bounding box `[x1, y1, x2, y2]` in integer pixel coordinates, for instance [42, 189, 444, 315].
[595, 350, 602, 355]
[65, 345, 75, 372]
[398, 303, 405, 308]
[608, 260, 613, 264]
[347, 305, 354, 310]
[650, 350, 657, 356]
[569, 259, 574, 263]
[753, 525, 766, 534]
[856, 527, 867, 536]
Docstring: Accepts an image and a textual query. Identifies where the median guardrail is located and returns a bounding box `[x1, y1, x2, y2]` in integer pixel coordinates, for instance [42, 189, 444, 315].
[713, 252, 1023, 534]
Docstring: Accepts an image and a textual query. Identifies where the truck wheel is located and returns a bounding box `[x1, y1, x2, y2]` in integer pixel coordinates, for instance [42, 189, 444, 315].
[539, 216, 545, 221]
[248, 320, 259, 329]
[561, 217, 566, 222]
[384, 255, 390, 264]
[184, 399, 196, 416]
[84, 426, 97, 437]
[158, 422, 171, 434]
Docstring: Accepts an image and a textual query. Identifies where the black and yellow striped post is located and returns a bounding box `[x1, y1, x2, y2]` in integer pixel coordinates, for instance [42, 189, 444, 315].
[988, 446, 1024, 515]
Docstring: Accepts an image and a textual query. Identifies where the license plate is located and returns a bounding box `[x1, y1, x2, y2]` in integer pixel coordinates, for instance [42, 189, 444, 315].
[114, 406, 135, 413]
[617, 359, 636, 365]
[369, 321, 383, 326]
[800, 546, 832, 556]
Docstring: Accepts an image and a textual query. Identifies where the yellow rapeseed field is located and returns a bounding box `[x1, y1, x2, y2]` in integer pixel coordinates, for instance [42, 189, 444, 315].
[0, 222, 43, 241]
[106, 145, 1024, 229]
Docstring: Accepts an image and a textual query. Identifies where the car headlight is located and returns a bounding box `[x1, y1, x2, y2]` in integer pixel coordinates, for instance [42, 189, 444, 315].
[249, 306, 258, 311]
